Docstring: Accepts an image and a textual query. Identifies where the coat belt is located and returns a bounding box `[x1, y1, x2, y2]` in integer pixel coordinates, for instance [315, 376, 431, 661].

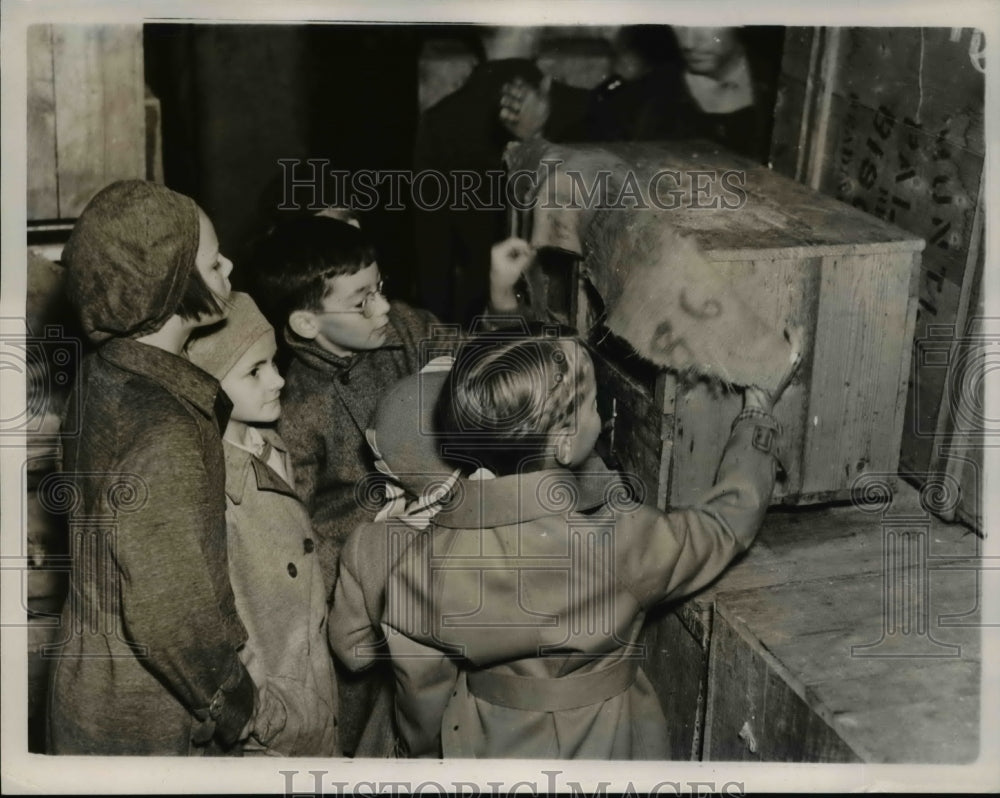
[465, 657, 639, 712]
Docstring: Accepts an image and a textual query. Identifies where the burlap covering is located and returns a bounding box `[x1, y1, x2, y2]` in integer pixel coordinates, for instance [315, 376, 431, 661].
[505, 139, 793, 391]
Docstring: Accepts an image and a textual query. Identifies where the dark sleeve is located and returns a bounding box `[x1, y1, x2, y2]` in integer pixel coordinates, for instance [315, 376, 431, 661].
[115, 410, 254, 747]
[544, 81, 594, 142]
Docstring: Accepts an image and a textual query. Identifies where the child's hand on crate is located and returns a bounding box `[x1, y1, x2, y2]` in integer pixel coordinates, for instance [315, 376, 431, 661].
[744, 325, 804, 413]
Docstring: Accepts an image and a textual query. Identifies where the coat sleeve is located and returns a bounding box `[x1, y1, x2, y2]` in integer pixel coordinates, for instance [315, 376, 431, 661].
[616, 414, 779, 608]
[328, 523, 386, 671]
[114, 410, 255, 747]
[277, 389, 325, 512]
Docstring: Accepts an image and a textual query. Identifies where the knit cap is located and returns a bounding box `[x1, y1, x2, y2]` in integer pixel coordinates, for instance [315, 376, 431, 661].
[63, 180, 201, 344]
[186, 292, 274, 380]
[367, 358, 456, 495]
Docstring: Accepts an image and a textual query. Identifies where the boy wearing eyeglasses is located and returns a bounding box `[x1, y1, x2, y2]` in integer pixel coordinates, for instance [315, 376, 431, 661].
[248, 215, 529, 756]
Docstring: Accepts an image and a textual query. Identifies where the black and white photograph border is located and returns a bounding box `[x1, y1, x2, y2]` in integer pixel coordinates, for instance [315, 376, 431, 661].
[2, 0, 999, 793]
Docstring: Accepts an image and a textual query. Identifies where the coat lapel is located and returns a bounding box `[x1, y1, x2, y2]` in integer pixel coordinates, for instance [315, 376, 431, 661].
[223, 432, 299, 504]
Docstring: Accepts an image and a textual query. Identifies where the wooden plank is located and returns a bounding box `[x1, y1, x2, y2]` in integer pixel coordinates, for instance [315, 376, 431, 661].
[899, 274, 964, 475]
[670, 381, 742, 507]
[52, 25, 145, 218]
[758, 661, 861, 762]
[832, 27, 985, 157]
[802, 252, 914, 494]
[819, 93, 982, 291]
[892, 250, 924, 473]
[702, 610, 768, 761]
[640, 606, 708, 760]
[928, 189, 984, 530]
[588, 338, 667, 508]
[780, 27, 819, 83]
[713, 561, 981, 763]
[144, 90, 164, 183]
[574, 142, 925, 257]
[690, 480, 981, 605]
[768, 74, 808, 180]
[27, 24, 59, 220]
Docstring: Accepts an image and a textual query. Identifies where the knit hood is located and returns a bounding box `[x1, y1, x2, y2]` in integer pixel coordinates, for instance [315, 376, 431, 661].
[63, 180, 201, 344]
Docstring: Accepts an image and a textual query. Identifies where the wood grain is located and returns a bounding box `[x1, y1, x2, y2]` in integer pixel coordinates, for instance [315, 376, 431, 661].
[712, 563, 980, 763]
[640, 606, 708, 760]
[682, 488, 980, 763]
[704, 608, 862, 762]
[52, 25, 145, 217]
[802, 252, 916, 494]
[27, 25, 59, 220]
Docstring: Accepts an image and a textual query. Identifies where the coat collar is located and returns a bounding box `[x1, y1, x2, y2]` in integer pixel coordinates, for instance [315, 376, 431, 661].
[433, 456, 627, 529]
[282, 308, 405, 375]
[222, 429, 299, 504]
[99, 337, 231, 430]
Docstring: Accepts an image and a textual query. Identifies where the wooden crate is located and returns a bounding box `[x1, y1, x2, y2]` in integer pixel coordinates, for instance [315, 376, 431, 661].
[513, 140, 924, 507]
[656, 485, 981, 764]
[769, 27, 985, 529]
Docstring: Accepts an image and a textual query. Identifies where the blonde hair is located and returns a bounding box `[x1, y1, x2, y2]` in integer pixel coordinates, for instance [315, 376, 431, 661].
[437, 334, 594, 475]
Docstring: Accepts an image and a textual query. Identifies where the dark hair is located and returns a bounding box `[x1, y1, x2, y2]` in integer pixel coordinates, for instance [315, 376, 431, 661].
[435, 330, 594, 476]
[175, 266, 227, 322]
[248, 215, 377, 329]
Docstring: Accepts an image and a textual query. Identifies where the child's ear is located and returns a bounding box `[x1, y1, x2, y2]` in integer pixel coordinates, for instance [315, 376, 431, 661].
[554, 431, 573, 467]
[289, 310, 319, 339]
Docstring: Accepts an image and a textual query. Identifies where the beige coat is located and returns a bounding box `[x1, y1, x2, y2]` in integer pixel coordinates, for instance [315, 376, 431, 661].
[330, 414, 779, 759]
[223, 431, 339, 756]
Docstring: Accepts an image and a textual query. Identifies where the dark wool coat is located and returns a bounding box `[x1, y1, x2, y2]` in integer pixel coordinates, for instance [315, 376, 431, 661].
[277, 301, 443, 755]
[277, 302, 445, 587]
[330, 415, 779, 759]
[47, 338, 255, 755]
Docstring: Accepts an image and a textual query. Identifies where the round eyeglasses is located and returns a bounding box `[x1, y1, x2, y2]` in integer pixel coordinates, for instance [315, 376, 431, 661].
[316, 279, 386, 320]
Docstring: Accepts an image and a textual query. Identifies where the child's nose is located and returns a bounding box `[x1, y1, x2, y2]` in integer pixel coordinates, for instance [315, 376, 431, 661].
[371, 292, 391, 318]
[269, 366, 285, 390]
[220, 255, 234, 278]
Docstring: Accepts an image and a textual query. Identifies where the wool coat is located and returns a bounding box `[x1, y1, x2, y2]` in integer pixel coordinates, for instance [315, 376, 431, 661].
[329, 414, 779, 759]
[277, 302, 443, 587]
[222, 432, 339, 756]
[277, 301, 443, 755]
[48, 338, 255, 755]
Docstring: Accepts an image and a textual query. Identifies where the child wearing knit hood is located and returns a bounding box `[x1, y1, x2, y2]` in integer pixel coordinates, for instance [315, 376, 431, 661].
[49, 180, 255, 754]
[187, 293, 339, 756]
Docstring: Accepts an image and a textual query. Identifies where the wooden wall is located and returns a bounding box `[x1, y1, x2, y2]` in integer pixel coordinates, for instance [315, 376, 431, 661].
[27, 25, 147, 220]
[770, 27, 986, 529]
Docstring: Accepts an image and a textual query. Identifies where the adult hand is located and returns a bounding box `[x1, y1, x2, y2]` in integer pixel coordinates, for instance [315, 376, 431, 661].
[744, 325, 804, 413]
[499, 75, 552, 140]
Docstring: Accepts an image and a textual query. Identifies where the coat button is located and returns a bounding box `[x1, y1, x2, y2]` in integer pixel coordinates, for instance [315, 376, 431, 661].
[287, 562, 297, 578]
[304, 538, 315, 554]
